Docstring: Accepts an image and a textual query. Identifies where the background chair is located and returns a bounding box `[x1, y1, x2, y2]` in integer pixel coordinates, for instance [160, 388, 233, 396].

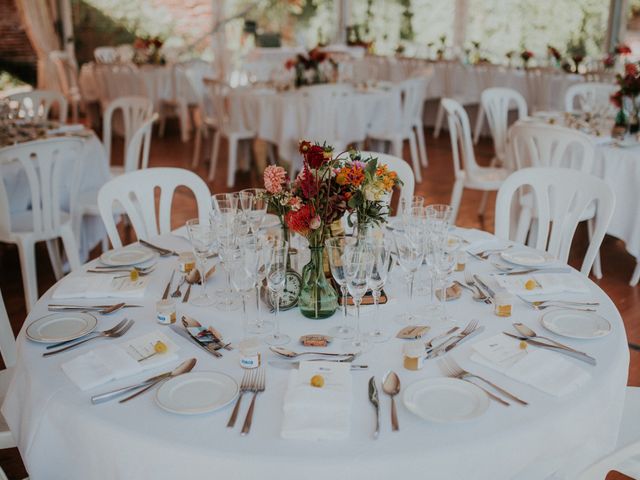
[97, 167, 212, 248]
[6, 90, 68, 124]
[94, 46, 118, 64]
[441, 97, 509, 223]
[0, 290, 18, 477]
[494, 167, 615, 276]
[565, 82, 618, 113]
[49, 51, 82, 124]
[0, 138, 83, 310]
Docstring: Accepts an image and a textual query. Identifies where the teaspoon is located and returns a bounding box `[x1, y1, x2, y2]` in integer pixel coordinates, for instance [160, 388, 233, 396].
[382, 371, 400, 432]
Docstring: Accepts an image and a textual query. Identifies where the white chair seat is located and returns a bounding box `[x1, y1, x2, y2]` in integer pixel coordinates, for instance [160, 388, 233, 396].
[0, 367, 15, 450]
[8, 211, 72, 237]
[464, 166, 510, 189]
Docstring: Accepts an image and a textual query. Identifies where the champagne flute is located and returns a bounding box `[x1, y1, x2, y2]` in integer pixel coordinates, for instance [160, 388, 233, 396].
[342, 245, 374, 352]
[393, 226, 425, 324]
[185, 218, 216, 307]
[325, 236, 358, 339]
[250, 236, 274, 334]
[211, 207, 241, 311]
[230, 241, 260, 339]
[212, 192, 239, 213]
[265, 247, 290, 346]
[241, 188, 268, 234]
[367, 240, 393, 342]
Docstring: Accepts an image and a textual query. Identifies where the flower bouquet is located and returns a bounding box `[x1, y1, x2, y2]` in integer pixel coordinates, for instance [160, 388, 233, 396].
[285, 48, 338, 88]
[611, 62, 640, 134]
[133, 37, 165, 65]
[520, 50, 534, 69]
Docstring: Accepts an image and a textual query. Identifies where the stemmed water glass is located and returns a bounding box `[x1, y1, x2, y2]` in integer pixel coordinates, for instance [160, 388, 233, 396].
[211, 207, 241, 311]
[342, 244, 374, 352]
[265, 247, 290, 346]
[240, 188, 268, 234]
[393, 225, 425, 324]
[367, 239, 393, 342]
[325, 236, 358, 339]
[185, 218, 217, 307]
[250, 236, 274, 334]
[229, 236, 260, 339]
[212, 193, 238, 213]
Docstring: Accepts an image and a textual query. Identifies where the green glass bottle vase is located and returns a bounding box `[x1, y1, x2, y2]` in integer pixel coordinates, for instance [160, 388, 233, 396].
[298, 246, 338, 319]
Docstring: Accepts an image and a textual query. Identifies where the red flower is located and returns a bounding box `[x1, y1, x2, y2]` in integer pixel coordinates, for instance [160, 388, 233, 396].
[521, 50, 534, 61]
[616, 44, 632, 55]
[285, 204, 316, 236]
[611, 91, 622, 108]
[285, 58, 296, 70]
[152, 38, 163, 49]
[305, 145, 327, 169]
[297, 166, 319, 198]
[309, 48, 327, 63]
[133, 38, 146, 50]
[298, 140, 312, 155]
[625, 63, 638, 76]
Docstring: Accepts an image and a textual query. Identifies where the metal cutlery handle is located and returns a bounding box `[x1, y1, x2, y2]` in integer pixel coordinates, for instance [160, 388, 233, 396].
[46, 333, 98, 350]
[534, 335, 583, 353]
[374, 406, 379, 439]
[91, 380, 156, 404]
[529, 341, 597, 366]
[227, 392, 245, 428]
[119, 379, 163, 403]
[463, 379, 510, 406]
[473, 275, 496, 299]
[240, 392, 259, 435]
[43, 334, 102, 356]
[390, 397, 399, 431]
[469, 374, 528, 406]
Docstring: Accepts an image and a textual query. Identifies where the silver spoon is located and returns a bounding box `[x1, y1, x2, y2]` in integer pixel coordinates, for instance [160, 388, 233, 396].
[269, 346, 356, 358]
[171, 275, 186, 298]
[513, 323, 582, 353]
[119, 358, 197, 403]
[382, 371, 400, 432]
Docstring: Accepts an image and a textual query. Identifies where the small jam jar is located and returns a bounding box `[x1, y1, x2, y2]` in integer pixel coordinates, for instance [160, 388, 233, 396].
[403, 341, 425, 371]
[494, 291, 513, 317]
[455, 251, 467, 272]
[178, 252, 196, 273]
[238, 338, 262, 369]
[156, 299, 177, 325]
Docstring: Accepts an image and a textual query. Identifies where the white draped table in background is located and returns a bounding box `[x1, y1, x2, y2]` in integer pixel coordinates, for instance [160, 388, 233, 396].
[2, 229, 628, 480]
[0, 134, 111, 261]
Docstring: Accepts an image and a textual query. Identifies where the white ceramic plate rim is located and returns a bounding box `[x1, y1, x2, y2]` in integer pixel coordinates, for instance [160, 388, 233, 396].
[26, 312, 98, 343]
[500, 249, 555, 267]
[99, 246, 156, 267]
[541, 310, 612, 339]
[155, 371, 239, 415]
[403, 377, 489, 423]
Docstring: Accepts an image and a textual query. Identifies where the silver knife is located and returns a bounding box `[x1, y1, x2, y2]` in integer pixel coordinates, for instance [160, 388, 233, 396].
[268, 360, 368, 370]
[427, 326, 486, 359]
[169, 324, 222, 358]
[91, 370, 173, 404]
[162, 271, 175, 300]
[502, 332, 597, 366]
[139, 239, 179, 256]
[368, 376, 380, 439]
[495, 267, 573, 276]
[473, 275, 496, 300]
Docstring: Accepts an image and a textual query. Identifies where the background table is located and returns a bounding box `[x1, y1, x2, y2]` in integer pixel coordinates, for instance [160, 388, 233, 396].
[2, 230, 628, 480]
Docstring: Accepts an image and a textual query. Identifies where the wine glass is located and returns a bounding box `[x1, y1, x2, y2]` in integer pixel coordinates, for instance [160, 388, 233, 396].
[240, 188, 268, 234]
[249, 235, 274, 334]
[229, 239, 260, 339]
[185, 218, 216, 307]
[211, 207, 241, 311]
[367, 239, 393, 342]
[265, 247, 290, 346]
[434, 248, 456, 321]
[342, 245, 374, 352]
[400, 195, 425, 222]
[325, 236, 358, 339]
[212, 192, 238, 213]
[393, 226, 425, 324]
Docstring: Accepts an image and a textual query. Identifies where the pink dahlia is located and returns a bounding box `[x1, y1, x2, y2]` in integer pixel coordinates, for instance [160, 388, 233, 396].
[264, 165, 287, 194]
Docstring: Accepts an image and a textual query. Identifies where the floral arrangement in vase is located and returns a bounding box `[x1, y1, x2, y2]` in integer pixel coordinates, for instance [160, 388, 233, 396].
[520, 49, 534, 69]
[285, 48, 338, 88]
[611, 62, 640, 134]
[547, 45, 562, 66]
[133, 37, 165, 65]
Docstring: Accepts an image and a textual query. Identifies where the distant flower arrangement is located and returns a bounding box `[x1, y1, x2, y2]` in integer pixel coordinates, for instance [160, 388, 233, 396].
[133, 36, 165, 65]
[547, 45, 562, 63]
[285, 48, 338, 88]
[520, 49, 534, 68]
[615, 43, 632, 55]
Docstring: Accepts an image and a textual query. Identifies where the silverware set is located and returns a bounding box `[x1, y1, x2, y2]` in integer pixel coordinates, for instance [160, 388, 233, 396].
[227, 368, 266, 435]
[463, 271, 491, 304]
[43, 318, 135, 357]
[368, 373, 401, 437]
[86, 266, 155, 276]
[467, 245, 513, 261]
[47, 302, 142, 315]
[516, 295, 599, 312]
[139, 239, 179, 257]
[426, 319, 484, 359]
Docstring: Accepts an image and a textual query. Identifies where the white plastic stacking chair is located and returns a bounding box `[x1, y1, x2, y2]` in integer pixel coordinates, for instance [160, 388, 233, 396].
[577, 387, 640, 479]
[7, 90, 68, 124]
[565, 82, 618, 113]
[495, 167, 615, 276]
[94, 64, 147, 109]
[508, 122, 603, 278]
[102, 96, 154, 174]
[94, 47, 118, 64]
[473, 88, 528, 164]
[0, 290, 17, 454]
[441, 98, 509, 223]
[360, 151, 415, 216]
[49, 51, 82, 124]
[115, 44, 134, 63]
[0, 138, 83, 310]
[97, 167, 212, 248]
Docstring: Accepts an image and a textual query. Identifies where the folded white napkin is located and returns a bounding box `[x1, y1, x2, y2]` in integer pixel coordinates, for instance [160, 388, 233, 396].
[471, 334, 590, 397]
[492, 273, 589, 297]
[61, 331, 179, 391]
[281, 361, 352, 441]
[51, 274, 150, 300]
[47, 124, 85, 134]
[453, 228, 503, 253]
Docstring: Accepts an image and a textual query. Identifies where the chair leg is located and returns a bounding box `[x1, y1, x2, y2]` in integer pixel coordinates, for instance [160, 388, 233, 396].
[433, 103, 445, 139]
[16, 239, 38, 312]
[239, 141, 250, 171]
[192, 126, 203, 168]
[631, 260, 640, 287]
[478, 191, 490, 218]
[226, 139, 238, 187]
[450, 179, 465, 224]
[408, 133, 422, 183]
[391, 138, 403, 159]
[208, 131, 221, 181]
[60, 227, 82, 272]
[158, 107, 167, 138]
[473, 105, 484, 145]
[415, 124, 428, 167]
[587, 218, 603, 279]
[178, 104, 190, 143]
[45, 239, 64, 280]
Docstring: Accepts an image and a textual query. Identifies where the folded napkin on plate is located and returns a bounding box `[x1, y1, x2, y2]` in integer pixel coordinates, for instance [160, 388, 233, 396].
[492, 272, 589, 297]
[470, 334, 590, 396]
[281, 361, 352, 441]
[452, 228, 504, 253]
[61, 331, 179, 390]
[51, 275, 150, 300]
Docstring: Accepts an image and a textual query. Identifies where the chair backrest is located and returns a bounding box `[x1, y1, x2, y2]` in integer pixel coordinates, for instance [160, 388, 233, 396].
[49, 51, 79, 98]
[116, 44, 134, 63]
[359, 150, 415, 216]
[94, 64, 147, 104]
[123, 113, 158, 173]
[7, 90, 68, 123]
[94, 47, 118, 64]
[203, 78, 247, 133]
[97, 167, 212, 248]
[441, 97, 480, 177]
[102, 96, 154, 163]
[481, 87, 528, 162]
[0, 138, 83, 238]
[495, 167, 615, 275]
[508, 122, 595, 172]
[565, 82, 617, 113]
[399, 76, 429, 130]
[0, 289, 17, 368]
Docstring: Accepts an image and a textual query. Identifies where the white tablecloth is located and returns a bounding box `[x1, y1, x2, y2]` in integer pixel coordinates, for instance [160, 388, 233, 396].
[0, 134, 110, 261]
[2, 230, 628, 479]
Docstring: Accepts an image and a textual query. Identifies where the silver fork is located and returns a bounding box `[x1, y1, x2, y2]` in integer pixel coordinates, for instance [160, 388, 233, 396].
[171, 276, 186, 298]
[463, 271, 491, 304]
[473, 245, 513, 260]
[516, 295, 600, 310]
[87, 268, 155, 276]
[442, 357, 528, 406]
[241, 368, 266, 435]
[440, 358, 510, 406]
[428, 319, 478, 356]
[90, 265, 155, 274]
[227, 370, 254, 428]
[43, 319, 134, 357]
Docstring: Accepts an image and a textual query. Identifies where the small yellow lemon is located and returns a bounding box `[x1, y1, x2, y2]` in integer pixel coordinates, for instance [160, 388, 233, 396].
[154, 340, 168, 354]
[129, 269, 139, 281]
[519, 341, 528, 350]
[310, 374, 325, 388]
[524, 279, 536, 290]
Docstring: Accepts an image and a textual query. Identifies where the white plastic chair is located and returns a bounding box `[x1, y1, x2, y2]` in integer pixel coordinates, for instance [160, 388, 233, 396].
[204, 79, 255, 186]
[94, 47, 118, 64]
[7, 90, 68, 124]
[97, 167, 212, 248]
[360, 150, 415, 215]
[93, 64, 147, 109]
[441, 98, 510, 223]
[0, 290, 17, 454]
[565, 82, 618, 113]
[115, 44, 134, 63]
[495, 167, 615, 276]
[49, 51, 82, 124]
[0, 138, 83, 310]
[578, 387, 640, 479]
[473, 88, 528, 165]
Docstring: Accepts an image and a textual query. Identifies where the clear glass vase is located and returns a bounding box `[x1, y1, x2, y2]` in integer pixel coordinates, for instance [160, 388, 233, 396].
[298, 246, 338, 319]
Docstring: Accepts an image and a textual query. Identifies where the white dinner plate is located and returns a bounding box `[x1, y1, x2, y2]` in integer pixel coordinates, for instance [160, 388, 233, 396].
[403, 377, 489, 423]
[156, 371, 239, 415]
[100, 246, 155, 267]
[500, 249, 555, 268]
[541, 310, 612, 339]
[26, 312, 98, 343]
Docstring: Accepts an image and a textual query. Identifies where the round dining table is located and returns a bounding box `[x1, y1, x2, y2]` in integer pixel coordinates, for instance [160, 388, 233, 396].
[2, 228, 628, 480]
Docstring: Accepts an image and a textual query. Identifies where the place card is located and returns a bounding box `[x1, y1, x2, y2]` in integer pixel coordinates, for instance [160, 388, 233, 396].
[396, 325, 430, 340]
[299, 334, 332, 347]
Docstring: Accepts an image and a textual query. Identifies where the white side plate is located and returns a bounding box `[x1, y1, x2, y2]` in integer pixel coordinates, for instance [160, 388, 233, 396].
[156, 371, 239, 415]
[26, 312, 97, 343]
[541, 310, 612, 339]
[501, 249, 555, 268]
[403, 377, 489, 423]
[100, 246, 155, 267]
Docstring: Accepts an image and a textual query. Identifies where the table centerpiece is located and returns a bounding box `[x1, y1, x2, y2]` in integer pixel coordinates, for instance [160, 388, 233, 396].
[285, 48, 338, 88]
